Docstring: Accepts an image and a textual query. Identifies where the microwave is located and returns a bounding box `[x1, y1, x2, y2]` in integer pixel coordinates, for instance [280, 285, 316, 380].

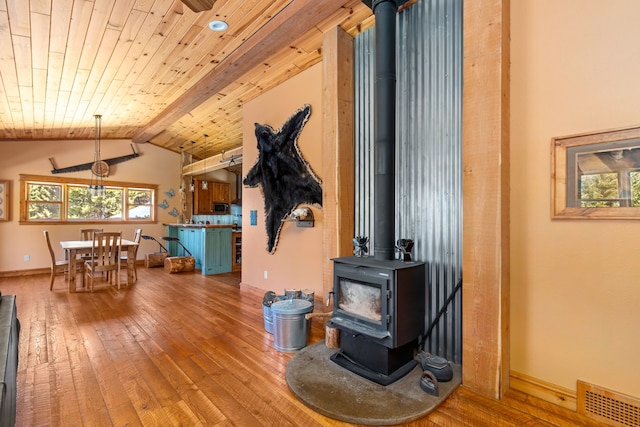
[213, 203, 229, 214]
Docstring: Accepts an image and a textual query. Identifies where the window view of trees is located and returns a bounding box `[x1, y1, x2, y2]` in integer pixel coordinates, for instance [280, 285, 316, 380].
[27, 183, 62, 220]
[68, 186, 123, 219]
[632, 172, 640, 207]
[23, 178, 155, 223]
[553, 128, 640, 218]
[127, 189, 152, 220]
[579, 171, 640, 207]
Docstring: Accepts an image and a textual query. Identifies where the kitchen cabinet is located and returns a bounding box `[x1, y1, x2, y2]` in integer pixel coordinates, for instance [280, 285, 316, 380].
[212, 182, 230, 203]
[194, 179, 212, 214]
[165, 226, 179, 255]
[193, 179, 230, 214]
[232, 232, 241, 272]
[178, 228, 202, 267]
[202, 228, 232, 275]
[165, 225, 232, 275]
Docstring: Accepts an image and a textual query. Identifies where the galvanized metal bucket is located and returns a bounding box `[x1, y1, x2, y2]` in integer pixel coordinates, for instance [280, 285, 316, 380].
[271, 299, 313, 351]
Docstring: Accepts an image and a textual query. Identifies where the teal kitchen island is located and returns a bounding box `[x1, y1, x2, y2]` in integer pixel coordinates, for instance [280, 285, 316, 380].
[164, 224, 233, 275]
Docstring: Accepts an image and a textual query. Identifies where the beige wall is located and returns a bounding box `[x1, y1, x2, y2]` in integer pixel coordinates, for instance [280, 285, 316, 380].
[511, 1, 640, 397]
[0, 139, 180, 272]
[240, 63, 324, 296]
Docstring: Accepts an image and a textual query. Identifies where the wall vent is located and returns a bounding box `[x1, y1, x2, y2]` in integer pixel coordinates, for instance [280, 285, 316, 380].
[577, 380, 640, 427]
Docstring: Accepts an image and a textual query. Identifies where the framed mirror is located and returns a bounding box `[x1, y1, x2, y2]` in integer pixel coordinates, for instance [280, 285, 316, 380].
[552, 125, 640, 219]
[0, 180, 9, 221]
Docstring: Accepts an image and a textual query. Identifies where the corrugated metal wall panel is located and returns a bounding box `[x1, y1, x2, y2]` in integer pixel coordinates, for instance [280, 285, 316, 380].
[354, 30, 375, 241]
[354, 0, 463, 363]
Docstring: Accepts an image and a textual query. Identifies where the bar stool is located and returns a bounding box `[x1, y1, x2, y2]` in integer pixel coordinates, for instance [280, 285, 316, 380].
[161, 236, 193, 257]
[140, 234, 168, 253]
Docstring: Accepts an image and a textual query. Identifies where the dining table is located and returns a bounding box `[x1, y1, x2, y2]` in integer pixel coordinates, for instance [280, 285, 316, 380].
[59, 239, 138, 292]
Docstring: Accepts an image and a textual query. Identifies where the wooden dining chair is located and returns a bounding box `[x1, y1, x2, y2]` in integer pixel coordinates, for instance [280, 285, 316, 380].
[44, 230, 68, 291]
[120, 228, 142, 283]
[79, 228, 103, 260]
[84, 231, 122, 292]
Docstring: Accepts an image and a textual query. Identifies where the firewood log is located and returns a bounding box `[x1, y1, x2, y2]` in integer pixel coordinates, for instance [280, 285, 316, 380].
[164, 256, 195, 273]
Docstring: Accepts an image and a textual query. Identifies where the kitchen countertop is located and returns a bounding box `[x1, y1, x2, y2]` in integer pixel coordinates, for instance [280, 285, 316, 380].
[164, 223, 236, 229]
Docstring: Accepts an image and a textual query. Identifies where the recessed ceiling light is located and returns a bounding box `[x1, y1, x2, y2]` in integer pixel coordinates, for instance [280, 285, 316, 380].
[209, 20, 228, 31]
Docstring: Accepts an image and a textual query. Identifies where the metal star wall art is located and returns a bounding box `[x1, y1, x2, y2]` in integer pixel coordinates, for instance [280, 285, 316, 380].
[243, 104, 322, 253]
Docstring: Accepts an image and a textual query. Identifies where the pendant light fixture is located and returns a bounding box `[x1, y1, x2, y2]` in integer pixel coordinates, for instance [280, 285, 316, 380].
[189, 141, 196, 192]
[88, 114, 107, 196]
[201, 134, 209, 191]
[179, 145, 184, 193]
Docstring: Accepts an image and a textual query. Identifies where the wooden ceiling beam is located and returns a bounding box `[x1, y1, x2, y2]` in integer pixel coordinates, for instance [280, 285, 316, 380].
[132, 0, 350, 144]
[180, 0, 216, 13]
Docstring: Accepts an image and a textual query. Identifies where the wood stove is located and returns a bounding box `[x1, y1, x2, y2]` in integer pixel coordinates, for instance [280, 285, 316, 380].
[330, 256, 425, 385]
[328, 0, 425, 386]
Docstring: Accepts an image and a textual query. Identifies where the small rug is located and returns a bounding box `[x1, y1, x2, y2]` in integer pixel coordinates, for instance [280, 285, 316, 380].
[286, 342, 461, 426]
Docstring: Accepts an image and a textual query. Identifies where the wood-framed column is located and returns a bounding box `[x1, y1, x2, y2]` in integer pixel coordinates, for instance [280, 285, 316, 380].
[321, 26, 355, 305]
[462, 0, 511, 399]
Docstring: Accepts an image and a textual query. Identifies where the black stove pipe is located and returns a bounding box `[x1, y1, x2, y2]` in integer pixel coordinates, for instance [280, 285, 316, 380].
[372, 0, 398, 261]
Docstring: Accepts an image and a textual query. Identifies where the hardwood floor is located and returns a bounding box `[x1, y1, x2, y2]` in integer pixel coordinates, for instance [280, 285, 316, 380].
[1, 268, 602, 426]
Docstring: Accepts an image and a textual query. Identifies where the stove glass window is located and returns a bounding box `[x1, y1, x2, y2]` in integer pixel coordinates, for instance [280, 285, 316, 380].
[338, 278, 382, 322]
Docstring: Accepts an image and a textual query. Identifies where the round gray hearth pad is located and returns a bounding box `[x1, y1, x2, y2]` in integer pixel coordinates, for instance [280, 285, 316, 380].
[286, 342, 461, 426]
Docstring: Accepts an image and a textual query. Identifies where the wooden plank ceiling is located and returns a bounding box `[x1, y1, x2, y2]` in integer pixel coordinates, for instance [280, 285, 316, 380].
[0, 0, 373, 160]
